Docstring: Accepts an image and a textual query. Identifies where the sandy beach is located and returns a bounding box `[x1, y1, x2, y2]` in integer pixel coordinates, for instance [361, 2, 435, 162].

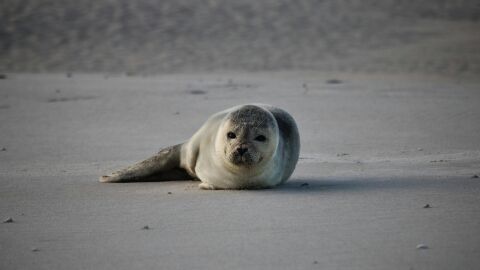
[1, 0, 480, 269]
[1, 72, 479, 269]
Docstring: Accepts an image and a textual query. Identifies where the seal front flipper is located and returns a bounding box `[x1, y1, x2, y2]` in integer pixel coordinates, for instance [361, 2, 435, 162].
[100, 144, 193, 182]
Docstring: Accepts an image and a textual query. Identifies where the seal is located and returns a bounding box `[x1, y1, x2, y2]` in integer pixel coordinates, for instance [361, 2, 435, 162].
[100, 104, 300, 189]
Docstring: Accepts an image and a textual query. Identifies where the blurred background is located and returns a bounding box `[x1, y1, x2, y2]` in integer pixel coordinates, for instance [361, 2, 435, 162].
[1, 0, 479, 75]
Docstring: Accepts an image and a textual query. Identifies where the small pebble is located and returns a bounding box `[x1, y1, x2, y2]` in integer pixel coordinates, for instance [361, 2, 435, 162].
[167, 192, 172, 194]
[313, 260, 318, 264]
[3, 217, 14, 223]
[417, 148, 423, 151]
[416, 244, 429, 250]
[189, 89, 206, 95]
[0, 74, 7, 79]
[423, 204, 431, 208]
[31, 248, 40, 252]
[142, 225, 150, 230]
[300, 183, 309, 187]
[472, 175, 479, 179]
[1, 147, 6, 151]
[337, 153, 349, 157]
[326, 79, 342, 84]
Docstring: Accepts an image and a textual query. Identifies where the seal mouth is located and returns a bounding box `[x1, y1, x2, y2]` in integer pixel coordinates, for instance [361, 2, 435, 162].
[230, 153, 257, 166]
[233, 158, 254, 166]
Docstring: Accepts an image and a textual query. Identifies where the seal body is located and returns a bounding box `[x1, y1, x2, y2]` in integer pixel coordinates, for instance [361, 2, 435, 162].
[100, 104, 300, 189]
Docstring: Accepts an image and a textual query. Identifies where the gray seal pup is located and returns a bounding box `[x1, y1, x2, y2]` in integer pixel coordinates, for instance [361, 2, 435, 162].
[100, 104, 300, 189]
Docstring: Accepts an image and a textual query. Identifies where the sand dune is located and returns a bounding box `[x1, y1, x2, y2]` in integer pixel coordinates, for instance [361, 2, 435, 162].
[0, 0, 479, 75]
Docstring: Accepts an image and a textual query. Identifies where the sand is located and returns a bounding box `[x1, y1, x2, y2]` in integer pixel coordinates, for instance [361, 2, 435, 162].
[2, 1, 480, 75]
[2, 1, 480, 269]
[1, 72, 479, 269]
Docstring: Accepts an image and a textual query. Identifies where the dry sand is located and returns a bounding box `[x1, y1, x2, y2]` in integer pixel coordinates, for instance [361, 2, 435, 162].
[1, 72, 480, 269]
[2, 1, 480, 75]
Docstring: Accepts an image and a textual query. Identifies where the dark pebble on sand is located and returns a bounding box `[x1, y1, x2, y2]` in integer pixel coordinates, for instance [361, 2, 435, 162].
[0, 74, 7, 79]
[189, 89, 206, 95]
[142, 225, 150, 230]
[423, 204, 431, 208]
[300, 182, 309, 187]
[1, 147, 6, 151]
[302, 83, 309, 94]
[31, 248, 40, 252]
[326, 79, 342, 84]
[167, 192, 172, 194]
[313, 261, 318, 264]
[472, 175, 479, 178]
[3, 217, 14, 223]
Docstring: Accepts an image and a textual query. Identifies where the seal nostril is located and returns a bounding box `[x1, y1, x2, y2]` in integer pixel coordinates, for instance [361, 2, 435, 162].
[237, 147, 248, 155]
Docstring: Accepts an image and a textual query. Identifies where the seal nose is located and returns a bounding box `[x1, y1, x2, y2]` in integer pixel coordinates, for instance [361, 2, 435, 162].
[236, 146, 248, 156]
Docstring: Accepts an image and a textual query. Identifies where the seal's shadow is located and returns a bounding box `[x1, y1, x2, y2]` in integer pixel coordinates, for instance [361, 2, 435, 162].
[108, 175, 448, 193]
[275, 177, 445, 193]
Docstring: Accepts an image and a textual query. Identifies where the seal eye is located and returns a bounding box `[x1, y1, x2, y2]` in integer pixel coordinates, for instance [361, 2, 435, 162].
[255, 135, 266, 142]
[227, 132, 236, 139]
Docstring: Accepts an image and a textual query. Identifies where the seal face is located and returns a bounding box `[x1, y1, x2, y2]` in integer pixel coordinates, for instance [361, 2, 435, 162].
[219, 105, 278, 168]
[100, 104, 300, 190]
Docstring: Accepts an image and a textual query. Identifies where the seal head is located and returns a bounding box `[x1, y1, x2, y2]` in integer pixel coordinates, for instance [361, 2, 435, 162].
[215, 105, 279, 173]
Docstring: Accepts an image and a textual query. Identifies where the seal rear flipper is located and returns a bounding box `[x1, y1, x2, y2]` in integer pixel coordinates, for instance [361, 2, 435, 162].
[100, 144, 194, 182]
